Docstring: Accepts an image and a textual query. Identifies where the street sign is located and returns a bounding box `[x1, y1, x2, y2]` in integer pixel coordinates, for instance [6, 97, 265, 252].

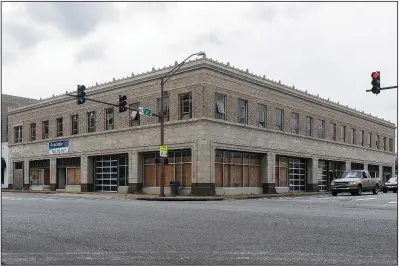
[138, 107, 152, 116]
[159, 145, 168, 158]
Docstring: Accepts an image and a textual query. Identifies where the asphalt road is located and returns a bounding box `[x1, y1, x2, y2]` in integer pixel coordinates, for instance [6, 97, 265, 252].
[2, 192, 398, 265]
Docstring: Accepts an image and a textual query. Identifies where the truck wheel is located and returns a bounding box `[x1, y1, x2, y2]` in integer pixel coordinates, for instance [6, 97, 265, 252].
[351, 192, 356, 196]
[372, 185, 379, 195]
[383, 188, 387, 193]
[356, 185, 362, 196]
[331, 192, 337, 196]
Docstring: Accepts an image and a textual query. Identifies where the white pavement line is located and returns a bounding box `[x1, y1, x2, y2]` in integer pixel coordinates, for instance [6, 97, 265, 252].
[354, 197, 377, 201]
[388, 201, 397, 204]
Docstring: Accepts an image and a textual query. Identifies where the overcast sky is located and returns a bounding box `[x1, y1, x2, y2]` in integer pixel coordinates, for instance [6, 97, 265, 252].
[2, 2, 398, 126]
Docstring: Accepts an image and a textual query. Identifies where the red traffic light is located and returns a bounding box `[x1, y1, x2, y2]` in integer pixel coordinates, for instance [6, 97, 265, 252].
[371, 72, 379, 79]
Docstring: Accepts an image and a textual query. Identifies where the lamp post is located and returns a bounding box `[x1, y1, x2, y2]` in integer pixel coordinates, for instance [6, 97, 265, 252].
[159, 51, 206, 197]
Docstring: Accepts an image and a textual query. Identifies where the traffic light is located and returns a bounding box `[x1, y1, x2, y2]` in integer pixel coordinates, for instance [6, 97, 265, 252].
[118, 95, 127, 112]
[371, 71, 380, 94]
[76, 85, 86, 104]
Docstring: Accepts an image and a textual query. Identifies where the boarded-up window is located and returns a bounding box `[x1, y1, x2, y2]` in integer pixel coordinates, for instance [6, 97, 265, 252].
[215, 150, 261, 187]
[143, 150, 192, 187]
[275, 156, 288, 187]
[30, 169, 50, 185]
[67, 168, 81, 185]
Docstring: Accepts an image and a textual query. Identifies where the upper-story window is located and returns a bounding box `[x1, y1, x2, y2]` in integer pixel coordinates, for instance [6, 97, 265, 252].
[376, 134, 380, 149]
[359, 130, 364, 146]
[179, 92, 192, 120]
[258, 104, 267, 128]
[306, 116, 312, 136]
[317, 119, 325, 139]
[276, 108, 284, 131]
[30, 123, 36, 141]
[14, 125, 23, 143]
[383, 137, 387, 150]
[56, 117, 63, 137]
[389, 138, 394, 152]
[237, 99, 248, 124]
[42, 120, 49, 139]
[71, 115, 79, 135]
[368, 133, 372, 148]
[291, 112, 299, 134]
[340, 125, 346, 142]
[157, 96, 170, 122]
[351, 128, 356, 144]
[87, 111, 96, 133]
[215, 93, 226, 120]
[129, 103, 140, 126]
[330, 123, 336, 141]
[105, 108, 114, 130]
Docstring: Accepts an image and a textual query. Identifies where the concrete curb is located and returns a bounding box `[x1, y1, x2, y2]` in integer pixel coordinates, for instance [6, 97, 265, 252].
[225, 192, 329, 200]
[136, 197, 224, 201]
[2, 189, 328, 201]
[1, 190, 56, 194]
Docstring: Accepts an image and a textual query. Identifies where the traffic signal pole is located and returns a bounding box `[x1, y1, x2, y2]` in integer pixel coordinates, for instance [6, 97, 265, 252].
[158, 52, 206, 197]
[159, 77, 165, 197]
[366, 85, 398, 92]
[66, 94, 162, 117]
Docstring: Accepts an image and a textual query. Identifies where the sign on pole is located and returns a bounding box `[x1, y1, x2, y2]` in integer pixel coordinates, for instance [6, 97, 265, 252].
[138, 107, 152, 116]
[159, 145, 168, 158]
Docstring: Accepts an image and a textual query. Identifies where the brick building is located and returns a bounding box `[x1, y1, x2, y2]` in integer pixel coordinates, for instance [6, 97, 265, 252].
[2, 94, 38, 188]
[6, 58, 396, 195]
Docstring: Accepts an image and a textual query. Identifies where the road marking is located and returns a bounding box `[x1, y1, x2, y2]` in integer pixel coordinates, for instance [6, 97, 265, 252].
[354, 197, 377, 201]
[388, 201, 397, 204]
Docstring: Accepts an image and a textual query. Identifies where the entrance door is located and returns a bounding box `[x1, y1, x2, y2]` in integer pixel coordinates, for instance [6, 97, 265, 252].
[57, 168, 66, 189]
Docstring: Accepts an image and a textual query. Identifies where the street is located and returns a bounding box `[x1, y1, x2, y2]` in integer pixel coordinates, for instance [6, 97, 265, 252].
[2, 192, 398, 265]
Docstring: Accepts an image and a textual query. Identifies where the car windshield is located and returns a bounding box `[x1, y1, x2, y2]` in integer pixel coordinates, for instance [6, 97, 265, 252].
[387, 177, 397, 183]
[340, 171, 362, 178]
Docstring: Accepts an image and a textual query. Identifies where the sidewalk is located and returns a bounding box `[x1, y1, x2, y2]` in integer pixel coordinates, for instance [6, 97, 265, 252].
[1, 189, 328, 201]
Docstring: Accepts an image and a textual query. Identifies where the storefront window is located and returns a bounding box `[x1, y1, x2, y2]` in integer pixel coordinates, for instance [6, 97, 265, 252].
[276, 156, 307, 192]
[143, 150, 192, 187]
[215, 150, 261, 187]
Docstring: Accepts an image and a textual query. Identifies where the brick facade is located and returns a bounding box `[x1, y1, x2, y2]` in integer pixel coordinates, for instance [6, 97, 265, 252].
[6, 58, 396, 194]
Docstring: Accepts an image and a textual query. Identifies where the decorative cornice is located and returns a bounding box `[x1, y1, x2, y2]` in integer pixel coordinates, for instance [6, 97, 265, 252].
[7, 57, 396, 128]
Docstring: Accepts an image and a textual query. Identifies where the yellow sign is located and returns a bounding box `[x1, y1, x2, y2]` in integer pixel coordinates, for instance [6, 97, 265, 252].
[159, 145, 168, 152]
[159, 145, 168, 158]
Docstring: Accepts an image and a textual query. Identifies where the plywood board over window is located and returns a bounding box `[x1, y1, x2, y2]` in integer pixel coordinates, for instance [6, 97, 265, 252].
[143, 150, 192, 187]
[67, 168, 81, 185]
[30, 169, 43, 185]
[215, 150, 261, 188]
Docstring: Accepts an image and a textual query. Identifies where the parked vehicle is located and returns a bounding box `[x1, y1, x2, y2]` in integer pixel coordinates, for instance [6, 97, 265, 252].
[382, 176, 397, 193]
[330, 170, 380, 196]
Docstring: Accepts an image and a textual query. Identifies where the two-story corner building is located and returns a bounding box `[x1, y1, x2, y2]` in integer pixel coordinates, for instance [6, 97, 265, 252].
[6, 58, 396, 196]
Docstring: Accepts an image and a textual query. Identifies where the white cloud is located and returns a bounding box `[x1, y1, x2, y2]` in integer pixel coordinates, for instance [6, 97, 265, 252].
[2, 2, 397, 127]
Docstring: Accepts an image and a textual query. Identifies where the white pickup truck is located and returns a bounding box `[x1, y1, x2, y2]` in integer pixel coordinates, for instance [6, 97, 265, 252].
[330, 170, 381, 196]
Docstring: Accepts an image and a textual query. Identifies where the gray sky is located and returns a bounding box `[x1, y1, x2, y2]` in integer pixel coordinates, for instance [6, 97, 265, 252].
[2, 2, 398, 126]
